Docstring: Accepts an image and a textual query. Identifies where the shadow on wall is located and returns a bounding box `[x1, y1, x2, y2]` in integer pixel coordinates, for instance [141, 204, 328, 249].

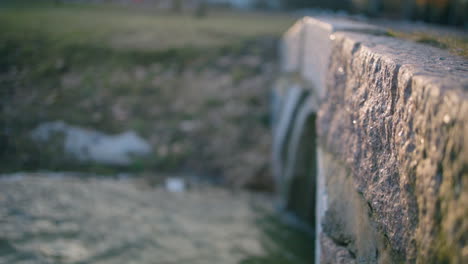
[285, 112, 317, 224]
[271, 83, 318, 227]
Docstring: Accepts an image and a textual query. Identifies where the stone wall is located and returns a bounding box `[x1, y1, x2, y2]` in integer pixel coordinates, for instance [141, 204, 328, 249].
[273, 17, 467, 263]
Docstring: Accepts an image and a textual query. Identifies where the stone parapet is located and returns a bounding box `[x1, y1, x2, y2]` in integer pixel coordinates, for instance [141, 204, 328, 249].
[274, 16, 467, 263]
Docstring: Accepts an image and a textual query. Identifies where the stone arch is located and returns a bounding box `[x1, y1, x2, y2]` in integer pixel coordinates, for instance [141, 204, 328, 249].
[281, 96, 317, 225]
[272, 84, 318, 226]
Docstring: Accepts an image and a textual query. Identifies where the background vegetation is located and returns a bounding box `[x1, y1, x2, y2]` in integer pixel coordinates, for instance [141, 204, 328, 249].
[0, 2, 295, 186]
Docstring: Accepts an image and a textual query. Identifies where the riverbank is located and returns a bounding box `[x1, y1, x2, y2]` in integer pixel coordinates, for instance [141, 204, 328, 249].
[0, 172, 314, 264]
[0, 3, 295, 188]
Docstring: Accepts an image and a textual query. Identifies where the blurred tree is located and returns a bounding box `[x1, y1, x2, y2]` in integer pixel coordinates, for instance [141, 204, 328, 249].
[282, 0, 352, 10]
[253, 0, 269, 9]
[402, 0, 418, 19]
[367, 0, 382, 15]
[172, 0, 182, 13]
[351, 0, 382, 15]
[195, 0, 208, 18]
[407, 0, 467, 25]
[447, 0, 468, 26]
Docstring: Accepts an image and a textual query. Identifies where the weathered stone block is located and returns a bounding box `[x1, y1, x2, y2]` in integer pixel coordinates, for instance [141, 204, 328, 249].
[318, 29, 468, 263]
[277, 15, 467, 264]
[300, 17, 383, 98]
[281, 18, 306, 74]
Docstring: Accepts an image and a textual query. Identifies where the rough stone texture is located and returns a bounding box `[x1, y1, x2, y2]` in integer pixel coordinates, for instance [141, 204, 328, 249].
[277, 19, 388, 263]
[281, 17, 384, 98]
[320, 234, 356, 264]
[318, 30, 468, 263]
[300, 17, 384, 98]
[278, 15, 468, 264]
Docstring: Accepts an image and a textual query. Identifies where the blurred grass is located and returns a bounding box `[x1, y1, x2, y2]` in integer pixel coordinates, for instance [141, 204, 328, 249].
[0, 2, 295, 81]
[240, 206, 315, 264]
[0, 2, 294, 173]
[0, 2, 295, 52]
[387, 30, 468, 58]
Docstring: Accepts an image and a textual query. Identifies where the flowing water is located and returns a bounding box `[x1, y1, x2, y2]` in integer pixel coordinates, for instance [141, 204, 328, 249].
[0, 173, 314, 264]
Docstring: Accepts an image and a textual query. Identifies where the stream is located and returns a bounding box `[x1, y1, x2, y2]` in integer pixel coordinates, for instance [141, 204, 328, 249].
[0, 173, 314, 264]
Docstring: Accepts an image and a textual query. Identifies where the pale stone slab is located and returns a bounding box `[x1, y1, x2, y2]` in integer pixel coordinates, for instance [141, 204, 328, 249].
[32, 121, 151, 166]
